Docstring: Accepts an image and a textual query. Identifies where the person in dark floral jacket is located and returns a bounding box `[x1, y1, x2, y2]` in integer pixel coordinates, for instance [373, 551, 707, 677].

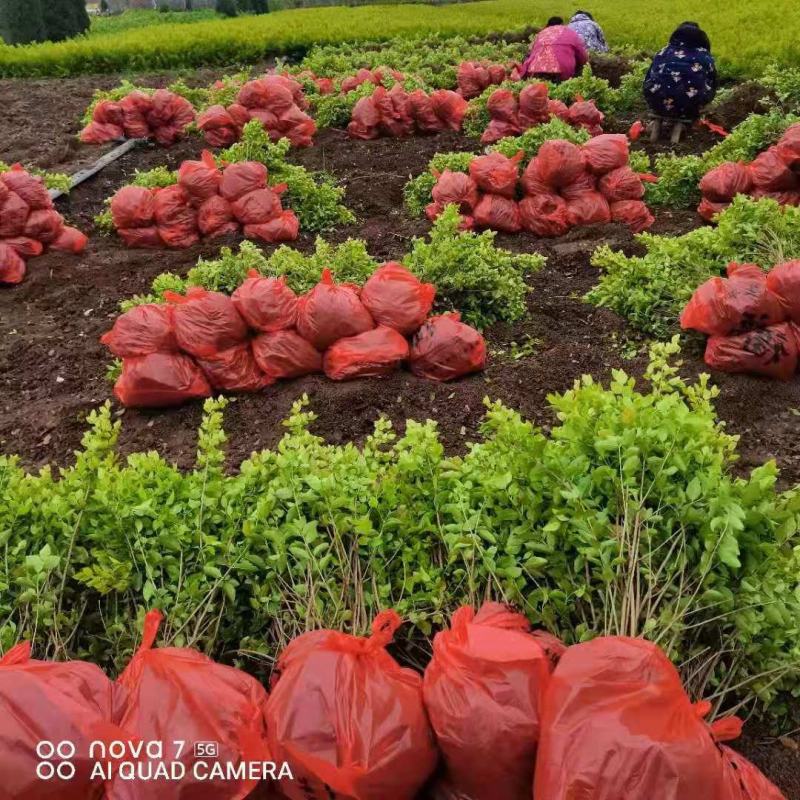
[644, 21, 717, 140]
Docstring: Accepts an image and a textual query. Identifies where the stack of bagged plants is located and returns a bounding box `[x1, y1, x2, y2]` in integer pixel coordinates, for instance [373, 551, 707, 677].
[0, 165, 87, 285]
[425, 135, 654, 236]
[698, 123, 800, 220]
[108, 152, 299, 249]
[456, 59, 521, 98]
[102, 263, 487, 408]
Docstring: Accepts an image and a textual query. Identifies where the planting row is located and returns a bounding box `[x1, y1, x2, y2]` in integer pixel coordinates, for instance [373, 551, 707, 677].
[2, 604, 784, 800]
[102, 263, 486, 407]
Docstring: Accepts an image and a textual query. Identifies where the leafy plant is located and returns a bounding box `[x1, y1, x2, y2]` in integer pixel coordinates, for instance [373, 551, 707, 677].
[760, 63, 800, 114]
[491, 117, 590, 161]
[0, 161, 70, 193]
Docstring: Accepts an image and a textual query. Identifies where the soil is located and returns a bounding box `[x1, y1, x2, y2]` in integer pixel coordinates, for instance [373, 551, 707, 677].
[708, 81, 772, 131]
[1, 67, 800, 794]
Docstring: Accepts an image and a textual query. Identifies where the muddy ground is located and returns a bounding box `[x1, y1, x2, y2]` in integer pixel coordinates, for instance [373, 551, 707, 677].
[0, 63, 798, 795]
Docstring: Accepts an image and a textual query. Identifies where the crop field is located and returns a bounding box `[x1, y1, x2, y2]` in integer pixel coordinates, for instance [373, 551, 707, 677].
[2, 15, 800, 800]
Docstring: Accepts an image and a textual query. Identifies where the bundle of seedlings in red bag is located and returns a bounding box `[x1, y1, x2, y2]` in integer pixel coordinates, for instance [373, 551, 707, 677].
[533, 636, 786, 800]
[423, 603, 556, 800]
[456, 60, 521, 99]
[0, 165, 88, 285]
[680, 260, 800, 380]
[698, 124, 800, 220]
[108, 153, 299, 249]
[198, 74, 316, 148]
[80, 88, 195, 146]
[348, 84, 468, 139]
[340, 66, 405, 94]
[426, 135, 654, 236]
[265, 610, 439, 800]
[481, 84, 605, 144]
[103, 263, 484, 408]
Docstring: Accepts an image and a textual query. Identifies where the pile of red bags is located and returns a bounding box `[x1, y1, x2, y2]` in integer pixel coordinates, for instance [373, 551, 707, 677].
[348, 84, 468, 139]
[102, 263, 485, 408]
[0, 165, 87, 285]
[108, 152, 299, 250]
[425, 136, 654, 236]
[456, 60, 521, 99]
[80, 88, 195, 146]
[698, 124, 800, 220]
[681, 260, 800, 380]
[340, 66, 405, 94]
[481, 84, 604, 143]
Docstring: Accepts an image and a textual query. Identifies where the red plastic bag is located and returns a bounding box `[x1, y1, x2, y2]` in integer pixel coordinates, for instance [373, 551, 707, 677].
[1, 166, 50, 210]
[177, 150, 222, 204]
[93, 98, 124, 126]
[360, 261, 435, 335]
[720, 746, 787, 800]
[252, 329, 322, 379]
[244, 210, 300, 243]
[276, 105, 317, 148]
[705, 323, 799, 380]
[197, 195, 237, 237]
[0, 642, 114, 800]
[469, 151, 522, 198]
[776, 124, 800, 169]
[153, 184, 194, 227]
[24, 208, 65, 243]
[296, 268, 375, 349]
[157, 222, 199, 249]
[680, 264, 785, 336]
[566, 99, 605, 132]
[537, 140, 585, 187]
[79, 121, 125, 144]
[423, 603, 552, 800]
[559, 170, 597, 202]
[50, 226, 88, 254]
[119, 90, 153, 139]
[197, 104, 240, 148]
[457, 61, 491, 99]
[409, 312, 486, 381]
[110, 610, 270, 800]
[547, 99, 570, 120]
[118, 226, 163, 248]
[114, 352, 211, 407]
[766, 259, 800, 322]
[519, 194, 570, 237]
[486, 88, 519, 124]
[220, 161, 269, 201]
[0, 191, 30, 238]
[0, 243, 26, 284]
[166, 287, 249, 358]
[266, 610, 438, 800]
[598, 166, 645, 201]
[487, 64, 507, 85]
[565, 192, 611, 227]
[582, 134, 629, 175]
[230, 186, 283, 225]
[324, 326, 409, 380]
[196, 341, 272, 392]
[348, 95, 381, 140]
[474, 194, 521, 232]
[518, 82, 550, 125]
[408, 89, 445, 133]
[533, 636, 745, 800]
[698, 197, 730, 222]
[610, 200, 655, 233]
[146, 89, 195, 144]
[429, 90, 468, 131]
[111, 185, 156, 229]
[481, 119, 522, 144]
[699, 161, 753, 202]
[101, 303, 178, 357]
[232, 269, 298, 331]
[2, 236, 43, 258]
[520, 157, 553, 195]
[431, 170, 479, 214]
[750, 149, 798, 192]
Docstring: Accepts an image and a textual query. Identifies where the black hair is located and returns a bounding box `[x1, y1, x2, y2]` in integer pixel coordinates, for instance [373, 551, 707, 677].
[670, 21, 711, 51]
[573, 10, 593, 19]
[547, 16, 564, 26]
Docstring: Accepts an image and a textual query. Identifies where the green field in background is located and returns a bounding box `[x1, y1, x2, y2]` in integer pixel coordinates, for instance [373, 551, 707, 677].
[1, 0, 798, 78]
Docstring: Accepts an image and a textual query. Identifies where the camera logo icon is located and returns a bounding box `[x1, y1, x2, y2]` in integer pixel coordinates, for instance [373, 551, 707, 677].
[36, 741, 77, 780]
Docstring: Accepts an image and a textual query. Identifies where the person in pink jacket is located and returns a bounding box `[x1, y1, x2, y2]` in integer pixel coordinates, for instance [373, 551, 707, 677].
[521, 17, 589, 82]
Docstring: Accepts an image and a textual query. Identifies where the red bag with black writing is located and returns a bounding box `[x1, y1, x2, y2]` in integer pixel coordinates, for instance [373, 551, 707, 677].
[296, 268, 374, 349]
[166, 287, 249, 358]
[266, 611, 438, 800]
[323, 326, 410, 380]
[232, 270, 298, 331]
[360, 261, 435, 335]
[705, 323, 799, 380]
[110, 610, 271, 800]
[100, 303, 178, 358]
[423, 603, 552, 800]
[114, 352, 211, 407]
[0, 642, 115, 800]
[409, 312, 486, 381]
[252, 329, 322, 379]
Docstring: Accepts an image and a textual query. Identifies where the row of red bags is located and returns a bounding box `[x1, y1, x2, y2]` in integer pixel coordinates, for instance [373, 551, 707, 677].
[456, 59, 520, 99]
[198, 74, 316, 149]
[425, 136, 655, 236]
[482, 84, 604, 143]
[109, 153, 299, 249]
[348, 84, 468, 139]
[698, 124, 800, 220]
[0, 166, 87, 285]
[80, 89, 195, 146]
[681, 260, 800, 379]
[102, 263, 486, 407]
[1, 603, 785, 800]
